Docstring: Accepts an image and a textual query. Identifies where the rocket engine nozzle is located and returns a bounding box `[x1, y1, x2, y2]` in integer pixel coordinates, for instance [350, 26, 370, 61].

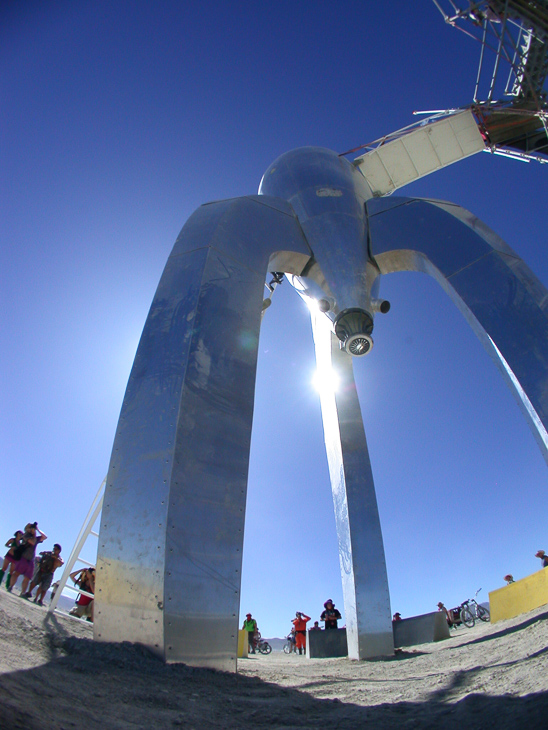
[334, 309, 374, 357]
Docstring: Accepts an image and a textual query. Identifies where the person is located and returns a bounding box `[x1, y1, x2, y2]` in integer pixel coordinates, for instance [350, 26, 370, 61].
[69, 566, 95, 621]
[437, 601, 456, 629]
[287, 626, 297, 653]
[392, 612, 402, 622]
[535, 550, 548, 568]
[0, 530, 24, 588]
[242, 613, 258, 654]
[504, 574, 515, 584]
[8, 522, 47, 596]
[23, 544, 63, 606]
[310, 621, 321, 631]
[291, 611, 311, 655]
[320, 599, 341, 629]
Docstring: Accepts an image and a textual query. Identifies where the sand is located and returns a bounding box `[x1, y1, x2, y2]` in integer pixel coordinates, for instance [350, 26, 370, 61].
[1, 589, 547, 729]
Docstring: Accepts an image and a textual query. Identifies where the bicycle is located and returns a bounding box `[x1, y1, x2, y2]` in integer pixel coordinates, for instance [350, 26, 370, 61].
[459, 588, 490, 628]
[253, 632, 272, 655]
[283, 634, 296, 654]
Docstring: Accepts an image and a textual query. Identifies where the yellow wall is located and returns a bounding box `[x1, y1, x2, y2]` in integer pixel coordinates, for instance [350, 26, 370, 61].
[237, 629, 248, 658]
[489, 568, 548, 623]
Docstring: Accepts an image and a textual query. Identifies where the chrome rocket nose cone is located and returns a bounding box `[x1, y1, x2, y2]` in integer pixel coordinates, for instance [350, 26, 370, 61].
[334, 308, 374, 357]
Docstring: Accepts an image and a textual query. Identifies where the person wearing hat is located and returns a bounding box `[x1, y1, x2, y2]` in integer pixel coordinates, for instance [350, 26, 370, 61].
[437, 601, 455, 629]
[392, 612, 402, 622]
[535, 550, 548, 568]
[242, 613, 258, 654]
[320, 599, 341, 630]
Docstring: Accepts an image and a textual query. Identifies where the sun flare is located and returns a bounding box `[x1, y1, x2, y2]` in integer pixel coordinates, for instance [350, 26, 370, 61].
[312, 367, 340, 394]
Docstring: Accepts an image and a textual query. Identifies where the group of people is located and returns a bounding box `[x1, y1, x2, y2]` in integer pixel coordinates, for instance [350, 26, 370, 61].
[435, 547, 548, 627]
[243, 599, 342, 656]
[504, 548, 548, 585]
[286, 600, 343, 655]
[0, 522, 63, 606]
[1, 521, 96, 621]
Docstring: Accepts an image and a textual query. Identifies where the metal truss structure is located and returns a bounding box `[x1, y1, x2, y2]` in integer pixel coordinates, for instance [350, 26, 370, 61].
[343, 1, 548, 172]
[432, 0, 548, 161]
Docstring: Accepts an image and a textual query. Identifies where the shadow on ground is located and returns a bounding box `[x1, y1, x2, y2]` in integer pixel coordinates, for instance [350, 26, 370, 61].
[453, 610, 548, 649]
[1, 635, 547, 730]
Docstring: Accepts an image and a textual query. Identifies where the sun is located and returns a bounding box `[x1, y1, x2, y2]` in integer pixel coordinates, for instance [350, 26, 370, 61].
[312, 366, 339, 394]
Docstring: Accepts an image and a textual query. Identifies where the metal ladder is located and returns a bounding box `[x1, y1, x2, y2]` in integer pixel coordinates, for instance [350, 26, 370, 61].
[47, 477, 104, 617]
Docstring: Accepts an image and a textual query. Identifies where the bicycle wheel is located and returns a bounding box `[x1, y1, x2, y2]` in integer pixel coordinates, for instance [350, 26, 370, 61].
[283, 643, 291, 654]
[259, 642, 272, 655]
[461, 606, 475, 628]
[477, 605, 490, 622]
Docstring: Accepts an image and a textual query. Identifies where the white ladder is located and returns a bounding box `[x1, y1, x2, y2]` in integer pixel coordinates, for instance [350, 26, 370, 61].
[47, 477, 104, 616]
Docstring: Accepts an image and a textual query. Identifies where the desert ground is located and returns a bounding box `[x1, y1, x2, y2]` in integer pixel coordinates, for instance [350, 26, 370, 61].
[1, 589, 547, 729]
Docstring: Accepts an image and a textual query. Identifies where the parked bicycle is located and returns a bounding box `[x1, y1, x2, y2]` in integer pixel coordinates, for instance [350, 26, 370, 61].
[254, 633, 272, 655]
[458, 588, 490, 628]
[283, 633, 296, 654]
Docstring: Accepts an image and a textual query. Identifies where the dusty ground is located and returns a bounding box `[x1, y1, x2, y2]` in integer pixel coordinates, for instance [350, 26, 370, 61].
[1, 589, 548, 729]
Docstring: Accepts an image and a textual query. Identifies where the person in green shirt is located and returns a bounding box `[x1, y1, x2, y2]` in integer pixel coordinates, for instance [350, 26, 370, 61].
[242, 613, 258, 654]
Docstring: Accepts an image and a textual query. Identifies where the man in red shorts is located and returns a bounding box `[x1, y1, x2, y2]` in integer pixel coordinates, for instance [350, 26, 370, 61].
[291, 611, 311, 655]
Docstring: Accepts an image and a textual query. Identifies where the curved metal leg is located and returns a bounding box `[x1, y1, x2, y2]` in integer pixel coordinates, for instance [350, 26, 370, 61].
[367, 196, 548, 463]
[94, 195, 311, 670]
[311, 312, 393, 659]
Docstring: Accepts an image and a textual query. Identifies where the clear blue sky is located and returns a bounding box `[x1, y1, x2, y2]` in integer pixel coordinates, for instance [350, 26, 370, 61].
[2, 1, 547, 639]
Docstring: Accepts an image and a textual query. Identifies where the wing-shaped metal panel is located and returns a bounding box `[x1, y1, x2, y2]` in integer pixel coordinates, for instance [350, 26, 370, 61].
[367, 196, 548, 461]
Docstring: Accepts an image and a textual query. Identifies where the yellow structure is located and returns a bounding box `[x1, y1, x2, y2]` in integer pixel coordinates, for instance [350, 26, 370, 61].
[237, 629, 248, 658]
[489, 568, 548, 623]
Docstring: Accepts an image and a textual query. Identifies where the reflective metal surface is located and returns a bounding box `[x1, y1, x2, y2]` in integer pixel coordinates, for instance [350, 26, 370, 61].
[366, 196, 548, 461]
[260, 149, 373, 302]
[311, 312, 394, 659]
[97, 145, 548, 671]
[260, 147, 384, 352]
[95, 195, 312, 670]
[261, 148, 395, 659]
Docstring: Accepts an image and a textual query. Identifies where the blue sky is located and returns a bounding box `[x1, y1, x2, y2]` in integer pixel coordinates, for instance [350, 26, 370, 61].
[2, 1, 547, 639]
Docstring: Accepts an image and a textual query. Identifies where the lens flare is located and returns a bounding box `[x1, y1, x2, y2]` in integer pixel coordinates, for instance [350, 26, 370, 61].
[312, 366, 339, 394]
